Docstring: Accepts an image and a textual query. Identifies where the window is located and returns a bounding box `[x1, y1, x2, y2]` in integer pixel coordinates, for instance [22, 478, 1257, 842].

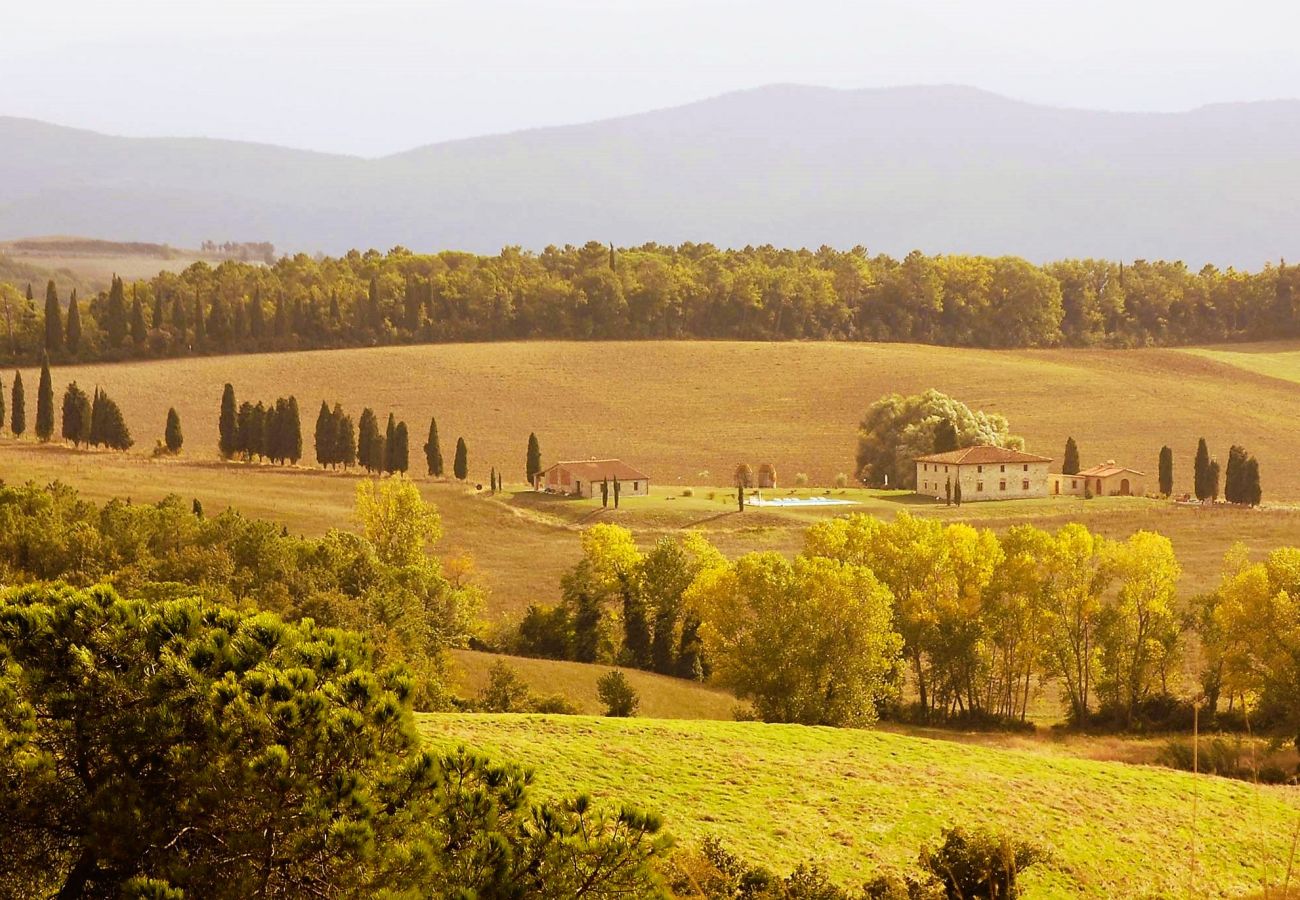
[1023, 464, 1029, 472]
[1022, 479, 1030, 490]
[1000, 464, 1006, 472]
[977, 481, 984, 492]
[999, 480, 1006, 491]
[1071, 479, 1077, 489]
[977, 465, 983, 473]
[944, 466, 948, 473]
[633, 481, 639, 491]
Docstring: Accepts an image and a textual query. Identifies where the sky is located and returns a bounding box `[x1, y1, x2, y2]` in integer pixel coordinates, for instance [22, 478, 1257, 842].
[4, 0, 1300, 157]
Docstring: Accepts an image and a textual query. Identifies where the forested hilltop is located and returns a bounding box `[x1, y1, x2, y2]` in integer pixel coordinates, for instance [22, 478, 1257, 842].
[4, 241, 1300, 364]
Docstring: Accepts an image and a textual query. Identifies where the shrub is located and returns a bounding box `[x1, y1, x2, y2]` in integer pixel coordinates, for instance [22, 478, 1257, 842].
[478, 660, 533, 712]
[597, 669, 640, 717]
[835, 472, 849, 488]
[531, 693, 581, 715]
[920, 827, 1044, 899]
[794, 472, 809, 487]
[682, 487, 694, 497]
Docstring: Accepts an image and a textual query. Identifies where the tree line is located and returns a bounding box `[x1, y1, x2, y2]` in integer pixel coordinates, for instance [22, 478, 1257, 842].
[6, 244, 1300, 365]
[0, 353, 133, 450]
[506, 513, 1300, 742]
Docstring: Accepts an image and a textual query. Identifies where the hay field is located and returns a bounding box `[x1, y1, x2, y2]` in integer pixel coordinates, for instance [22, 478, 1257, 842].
[420, 714, 1300, 898]
[11, 339, 1300, 497]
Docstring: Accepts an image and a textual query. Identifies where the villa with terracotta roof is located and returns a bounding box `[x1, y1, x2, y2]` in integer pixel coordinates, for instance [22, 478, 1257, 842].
[913, 445, 1053, 502]
[535, 458, 651, 499]
[1049, 461, 1146, 497]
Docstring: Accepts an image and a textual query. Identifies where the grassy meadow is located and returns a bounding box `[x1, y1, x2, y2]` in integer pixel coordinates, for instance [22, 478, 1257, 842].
[419, 714, 1300, 898]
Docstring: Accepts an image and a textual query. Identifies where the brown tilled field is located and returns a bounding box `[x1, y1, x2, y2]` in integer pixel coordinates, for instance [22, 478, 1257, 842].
[9, 339, 1300, 496]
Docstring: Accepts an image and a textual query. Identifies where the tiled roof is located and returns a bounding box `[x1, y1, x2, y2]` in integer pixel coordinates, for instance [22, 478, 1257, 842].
[1077, 463, 1146, 478]
[913, 445, 1052, 465]
[542, 459, 650, 481]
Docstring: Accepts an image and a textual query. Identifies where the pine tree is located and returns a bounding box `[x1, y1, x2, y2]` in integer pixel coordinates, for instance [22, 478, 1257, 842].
[1062, 437, 1080, 475]
[1158, 446, 1173, 497]
[1194, 438, 1211, 501]
[526, 432, 542, 486]
[392, 421, 409, 473]
[35, 351, 54, 442]
[1224, 445, 1248, 504]
[61, 382, 91, 447]
[105, 276, 129, 347]
[424, 417, 444, 477]
[11, 371, 26, 437]
[336, 410, 357, 468]
[1245, 456, 1262, 507]
[219, 384, 238, 459]
[315, 401, 336, 467]
[454, 437, 468, 481]
[933, 418, 958, 453]
[384, 413, 397, 474]
[165, 407, 183, 454]
[130, 289, 147, 344]
[44, 280, 63, 354]
[65, 289, 81, 355]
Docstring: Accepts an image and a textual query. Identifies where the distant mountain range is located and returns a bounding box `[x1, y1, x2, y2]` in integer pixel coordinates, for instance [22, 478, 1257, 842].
[2, 85, 1298, 265]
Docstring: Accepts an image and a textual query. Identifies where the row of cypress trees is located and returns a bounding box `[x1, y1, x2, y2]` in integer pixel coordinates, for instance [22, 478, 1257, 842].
[1193, 437, 1262, 505]
[0, 353, 131, 450]
[217, 385, 302, 464]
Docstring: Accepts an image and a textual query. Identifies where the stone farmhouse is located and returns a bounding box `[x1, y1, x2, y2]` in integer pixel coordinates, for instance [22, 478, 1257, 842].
[534, 458, 650, 499]
[914, 445, 1053, 501]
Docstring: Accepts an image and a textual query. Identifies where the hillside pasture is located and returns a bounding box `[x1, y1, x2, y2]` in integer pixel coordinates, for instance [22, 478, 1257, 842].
[419, 714, 1300, 898]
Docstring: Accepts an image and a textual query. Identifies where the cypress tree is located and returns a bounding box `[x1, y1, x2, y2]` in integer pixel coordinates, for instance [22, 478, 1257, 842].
[274, 293, 288, 339]
[454, 437, 468, 480]
[151, 288, 164, 330]
[35, 352, 54, 442]
[235, 401, 255, 459]
[285, 396, 302, 464]
[265, 399, 284, 463]
[232, 299, 247, 341]
[526, 432, 542, 486]
[0, 374, 5, 435]
[1194, 438, 1211, 501]
[314, 401, 336, 467]
[367, 276, 382, 330]
[101, 392, 133, 450]
[11, 372, 26, 437]
[1158, 446, 1173, 497]
[130, 289, 147, 344]
[490, 466, 498, 494]
[249, 288, 265, 340]
[933, 418, 958, 453]
[25, 283, 33, 301]
[250, 401, 268, 461]
[65, 290, 81, 356]
[172, 287, 188, 335]
[1208, 459, 1221, 501]
[676, 612, 706, 680]
[384, 414, 397, 474]
[1062, 437, 1080, 476]
[336, 410, 357, 469]
[207, 294, 232, 347]
[424, 417, 444, 477]
[193, 293, 206, 349]
[44, 280, 62, 354]
[165, 407, 183, 453]
[1224, 445, 1248, 504]
[621, 580, 652, 669]
[61, 382, 91, 447]
[357, 408, 379, 472]
[392, 421, 409, 473]
[105, 276, 129, 347]
[1245, 456, 1262, 507]
[219, 384, 238, 459]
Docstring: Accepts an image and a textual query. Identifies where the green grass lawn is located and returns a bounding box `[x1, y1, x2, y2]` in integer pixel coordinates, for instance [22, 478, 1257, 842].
[419, 714, 1300, 899]
[1182, 343, 1300, 385]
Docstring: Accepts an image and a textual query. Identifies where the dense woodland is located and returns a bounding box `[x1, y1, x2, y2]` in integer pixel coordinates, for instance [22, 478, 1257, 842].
[4, 243, 1300, 364]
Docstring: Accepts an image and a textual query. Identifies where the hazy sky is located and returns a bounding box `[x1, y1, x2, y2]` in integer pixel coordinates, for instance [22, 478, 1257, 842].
[5, 0, 1299, 156]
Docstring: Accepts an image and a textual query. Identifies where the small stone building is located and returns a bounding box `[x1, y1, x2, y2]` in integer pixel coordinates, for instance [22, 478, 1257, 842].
[914, 445, 1053, 502]
[534, 459, 651, 499]
[1049, 461, 1146, 497]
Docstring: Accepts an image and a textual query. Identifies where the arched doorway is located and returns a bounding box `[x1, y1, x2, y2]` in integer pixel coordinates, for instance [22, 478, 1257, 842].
[1120, 478, 1131, 496]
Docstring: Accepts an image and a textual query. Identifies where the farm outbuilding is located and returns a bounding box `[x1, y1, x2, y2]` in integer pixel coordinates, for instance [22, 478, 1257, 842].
[534, 459, 651, 499]
[914, 445, 1053, 501]
[1049, 461, 1146, 497]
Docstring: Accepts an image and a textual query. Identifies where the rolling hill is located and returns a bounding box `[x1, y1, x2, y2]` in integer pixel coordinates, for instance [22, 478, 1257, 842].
[419, 714, 1300, 897]
[3, 85, 1300, 264]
